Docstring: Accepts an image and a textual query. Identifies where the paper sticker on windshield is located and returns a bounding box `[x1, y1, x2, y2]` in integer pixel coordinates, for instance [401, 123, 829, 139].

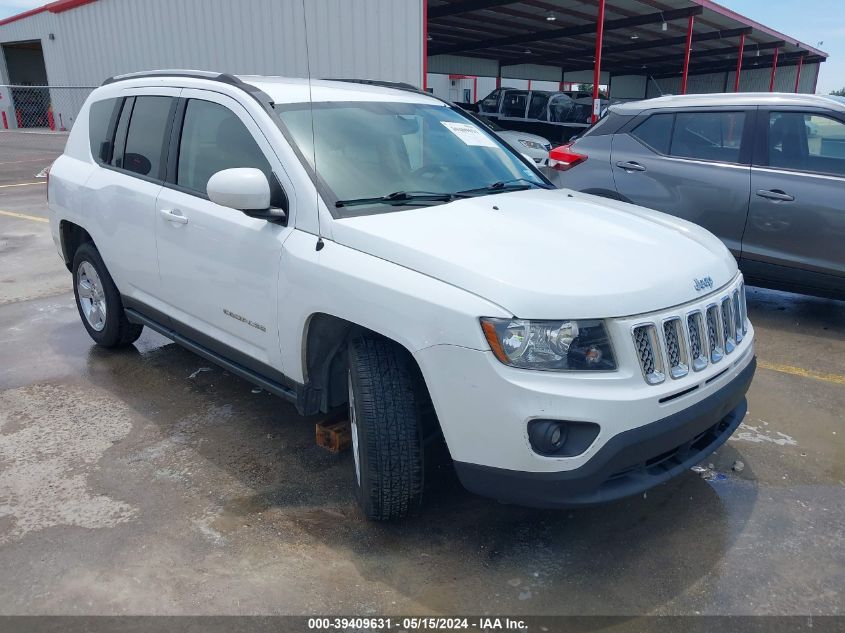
[440, 121, 498, 147]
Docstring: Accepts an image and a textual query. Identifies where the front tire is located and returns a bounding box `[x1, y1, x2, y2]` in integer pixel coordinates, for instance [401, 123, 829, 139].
[72, 242, 143, 348]
[347, 336, 425, 520]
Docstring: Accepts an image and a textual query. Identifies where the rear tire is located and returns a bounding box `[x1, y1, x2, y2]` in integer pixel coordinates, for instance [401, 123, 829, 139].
[347, 336, 425, 520]
[72, 242, 143, 348]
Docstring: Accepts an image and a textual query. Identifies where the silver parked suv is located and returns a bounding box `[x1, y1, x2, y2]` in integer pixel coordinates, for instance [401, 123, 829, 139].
[550, 93, 845, 300]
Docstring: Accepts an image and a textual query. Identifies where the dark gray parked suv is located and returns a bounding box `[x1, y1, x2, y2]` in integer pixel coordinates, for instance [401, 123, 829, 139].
[550, 93, 845, 300]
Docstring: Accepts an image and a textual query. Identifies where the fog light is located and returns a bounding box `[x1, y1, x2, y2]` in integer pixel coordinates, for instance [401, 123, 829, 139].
[528, 420, 569, 455]
[527, 419, 601, 457]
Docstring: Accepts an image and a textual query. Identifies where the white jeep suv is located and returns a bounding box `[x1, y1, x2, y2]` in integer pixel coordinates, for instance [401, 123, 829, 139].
[48, 71, 756, 519]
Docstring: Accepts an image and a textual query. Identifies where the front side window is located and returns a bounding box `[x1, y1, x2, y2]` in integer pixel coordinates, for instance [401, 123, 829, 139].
[768, 111, 845, 176]
[479, 89, 500, 113]
[275, 100, 546, 217]
[501, 91, 528, 118]
[121, 96, 174, 177]
[177, 99, 272, 194]
[669, 111, 745, 163]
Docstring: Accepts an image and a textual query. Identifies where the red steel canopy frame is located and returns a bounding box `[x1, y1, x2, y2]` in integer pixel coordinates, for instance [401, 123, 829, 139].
[422, 0, 428, 90]
[794, 54, 804, 93]
[733, 33, 745, 92]
[769, 46, 779, 91]
[681, 15, 695, 94]
[591, 0, 606, 124]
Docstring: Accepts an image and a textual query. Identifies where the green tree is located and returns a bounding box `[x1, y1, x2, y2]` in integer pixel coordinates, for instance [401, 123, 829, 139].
[830, 87, 845, 96]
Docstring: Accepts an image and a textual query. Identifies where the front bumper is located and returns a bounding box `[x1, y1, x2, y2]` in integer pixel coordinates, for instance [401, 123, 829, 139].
[453, 357, 755, 508]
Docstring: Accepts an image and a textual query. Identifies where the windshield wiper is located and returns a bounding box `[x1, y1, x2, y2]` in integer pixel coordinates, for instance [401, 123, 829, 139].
[457, 178, 551, 197]
[335, 191, 466, 208]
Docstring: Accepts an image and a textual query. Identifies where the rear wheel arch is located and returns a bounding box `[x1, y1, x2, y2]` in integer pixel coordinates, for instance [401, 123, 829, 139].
[59, 221, 94, 270]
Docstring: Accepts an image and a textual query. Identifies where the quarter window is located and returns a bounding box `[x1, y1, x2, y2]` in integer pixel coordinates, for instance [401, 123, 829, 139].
[177, 99, 272, 194]
[631, 113, 673, 154]
[88, 98, 118, 164]
[768, 112, 845, 176]
[121, 96, 174, 177]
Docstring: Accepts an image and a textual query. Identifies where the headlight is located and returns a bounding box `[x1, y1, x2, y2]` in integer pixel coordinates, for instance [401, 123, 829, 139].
[518, 139, 546, 150]
[480, 318, 616, 371]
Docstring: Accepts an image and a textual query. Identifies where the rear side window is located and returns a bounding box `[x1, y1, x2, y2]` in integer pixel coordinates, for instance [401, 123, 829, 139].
[670, 111, 744, 163]
[631, 113, 673, 153]
[88, 98, 118, 163]
[121, 96, 174, 178]
[176, 99, 272, 194]
[768, 111, 845, 176]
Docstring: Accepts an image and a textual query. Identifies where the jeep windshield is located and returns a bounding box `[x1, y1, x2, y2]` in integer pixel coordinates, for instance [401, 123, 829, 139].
[273, 100, 549, 217]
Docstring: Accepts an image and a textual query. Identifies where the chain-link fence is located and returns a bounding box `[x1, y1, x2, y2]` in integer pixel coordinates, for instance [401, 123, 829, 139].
[0, 85, 95, 132]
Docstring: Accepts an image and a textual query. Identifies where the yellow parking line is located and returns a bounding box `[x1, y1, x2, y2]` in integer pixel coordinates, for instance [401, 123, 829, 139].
[758, 360, 845, 386]
[0, 181, 46, 188]
[0, 209, 48, 223]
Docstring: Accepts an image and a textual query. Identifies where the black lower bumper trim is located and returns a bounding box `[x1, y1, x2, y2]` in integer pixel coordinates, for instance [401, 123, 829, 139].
[454, 356, 756, 508]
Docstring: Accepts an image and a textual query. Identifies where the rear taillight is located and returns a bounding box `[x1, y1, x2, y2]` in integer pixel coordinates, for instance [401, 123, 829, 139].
[549, 143, 587, 171]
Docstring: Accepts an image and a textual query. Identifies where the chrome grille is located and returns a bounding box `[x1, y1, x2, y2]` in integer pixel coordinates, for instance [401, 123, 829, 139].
[632, 324, 665, 384]
[732, 290, 743, 343]
[721, 297, 736, 354]
[662, 318, 688, 379]
[628, 279, 748, 385]
[705, 305, 724, 363]
[686, 311, 708, 372]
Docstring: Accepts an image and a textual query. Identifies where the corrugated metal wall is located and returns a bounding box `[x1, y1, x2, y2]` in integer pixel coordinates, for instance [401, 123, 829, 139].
[0, 0, 423, 87]
[646, 63, 820, 98]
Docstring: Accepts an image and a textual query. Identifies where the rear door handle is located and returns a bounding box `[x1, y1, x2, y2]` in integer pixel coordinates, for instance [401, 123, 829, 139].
[756, 189, 794, 202]
[160, 208, 188, 224]
[616, 160, 646, 172]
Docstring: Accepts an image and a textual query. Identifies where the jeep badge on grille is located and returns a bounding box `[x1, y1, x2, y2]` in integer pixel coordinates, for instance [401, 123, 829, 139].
[694, 276, 714, 292]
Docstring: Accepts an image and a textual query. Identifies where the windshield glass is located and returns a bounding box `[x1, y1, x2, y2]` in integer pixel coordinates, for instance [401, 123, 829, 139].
[274, 100, 546, 216]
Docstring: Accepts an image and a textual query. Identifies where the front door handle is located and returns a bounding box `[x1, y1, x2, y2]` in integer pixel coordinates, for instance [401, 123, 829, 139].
[756, 189, 794, 202]
[616, 160, 646, 172]
[160, 208, 188, 224]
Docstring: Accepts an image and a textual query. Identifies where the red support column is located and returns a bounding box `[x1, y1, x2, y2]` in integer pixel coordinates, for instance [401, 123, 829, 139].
[496, 75, 501, 89]
[769, 46, 779, 91]
[527, 79, 532, 90]
[680, 15, 695, 95]
[473, 76, 477, 102]
[733, 33, 745, 92]
[591, 0, 606, 123]
[794, 54, 804, 93]
[422, 0, 428, 91]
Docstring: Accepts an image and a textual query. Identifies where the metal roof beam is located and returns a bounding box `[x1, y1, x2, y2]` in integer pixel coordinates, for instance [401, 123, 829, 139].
[429, 6, 703, 55]
[428, 0, 521, 19]
[631, 39, 785, 67]
[487, 26, 753, 68]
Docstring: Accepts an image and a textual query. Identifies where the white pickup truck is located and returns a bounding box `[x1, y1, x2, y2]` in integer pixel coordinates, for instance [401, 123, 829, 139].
[48, 71, 756, 520]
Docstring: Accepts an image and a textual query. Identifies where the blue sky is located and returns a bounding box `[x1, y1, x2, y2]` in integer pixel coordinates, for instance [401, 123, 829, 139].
[0, 0, 841, 93]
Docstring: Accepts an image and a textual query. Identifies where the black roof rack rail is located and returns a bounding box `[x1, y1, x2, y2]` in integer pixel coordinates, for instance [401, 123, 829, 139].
[100, 69, 276, 112]
[101, 69, 232, 86]
[326, 78, 428, 96]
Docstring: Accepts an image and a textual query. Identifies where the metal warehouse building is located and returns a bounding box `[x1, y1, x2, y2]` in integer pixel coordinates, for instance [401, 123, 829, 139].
[0, 0, 828, 131]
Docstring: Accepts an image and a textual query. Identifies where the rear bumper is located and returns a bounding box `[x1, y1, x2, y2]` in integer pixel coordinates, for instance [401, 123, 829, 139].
[454, 357, 755, 508]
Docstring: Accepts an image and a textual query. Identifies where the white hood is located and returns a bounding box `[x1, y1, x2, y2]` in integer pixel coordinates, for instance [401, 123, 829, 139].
[331, 189, 737, 318]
